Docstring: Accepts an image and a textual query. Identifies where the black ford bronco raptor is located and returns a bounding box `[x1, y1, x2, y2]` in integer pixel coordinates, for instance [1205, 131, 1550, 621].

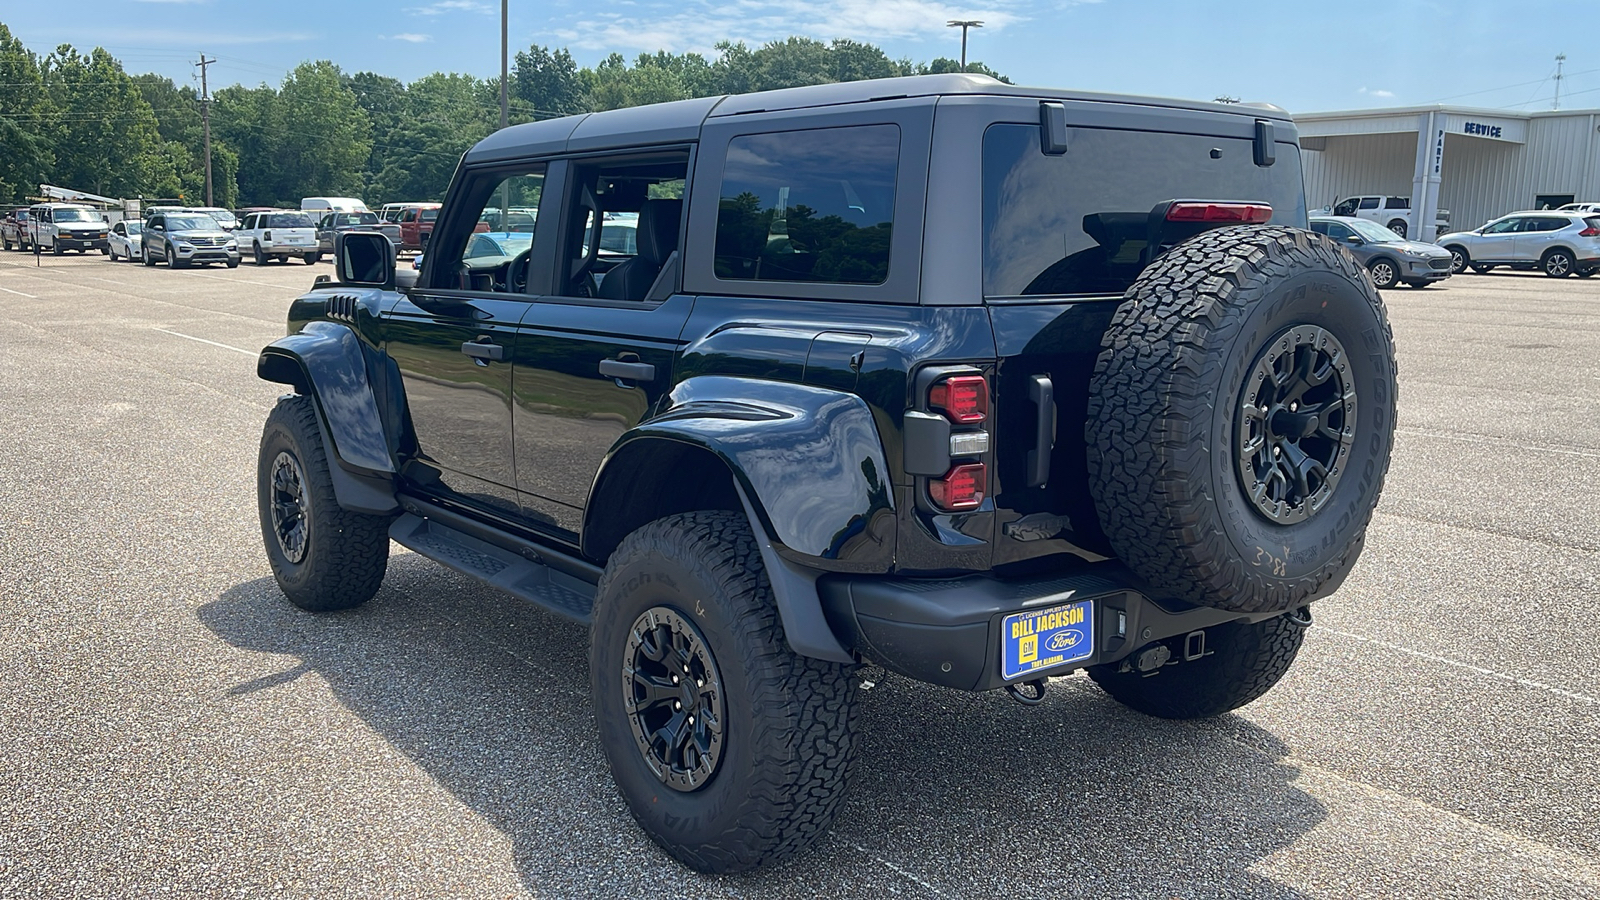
[255, 74, 1396, 872]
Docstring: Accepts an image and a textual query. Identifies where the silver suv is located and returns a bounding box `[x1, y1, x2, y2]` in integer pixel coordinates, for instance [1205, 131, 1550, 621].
[1441, 211, 1600, 278]
[142, 213, 241, 269]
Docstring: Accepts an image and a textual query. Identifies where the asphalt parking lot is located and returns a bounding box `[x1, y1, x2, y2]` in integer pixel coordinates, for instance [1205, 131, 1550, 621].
[2, 251, 1598, 899]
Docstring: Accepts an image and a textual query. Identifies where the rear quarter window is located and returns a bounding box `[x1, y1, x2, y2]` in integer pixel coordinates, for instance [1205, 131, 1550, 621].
[981, 124, 1306, 297]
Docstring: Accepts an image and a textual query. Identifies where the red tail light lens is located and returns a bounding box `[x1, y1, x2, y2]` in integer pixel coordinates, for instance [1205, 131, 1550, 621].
[929, 463, 986, 511]
[1166, 202, 1273, 224]
[1580, 226, 1600, 237]
[928, 375, 988, 424]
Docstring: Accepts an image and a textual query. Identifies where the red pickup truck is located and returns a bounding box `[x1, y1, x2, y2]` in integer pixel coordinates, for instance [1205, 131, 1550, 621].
[1, 208, 31, 251]
[396, 203, 441, 253]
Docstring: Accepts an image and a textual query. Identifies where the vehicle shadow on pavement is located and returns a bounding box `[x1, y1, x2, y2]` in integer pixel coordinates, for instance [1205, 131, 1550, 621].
[200, 558, 1325, 899]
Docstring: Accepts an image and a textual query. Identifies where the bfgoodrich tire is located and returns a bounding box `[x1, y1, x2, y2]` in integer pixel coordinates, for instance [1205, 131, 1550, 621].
[1088, 616, 1306, 719]
[1086, 226, 1396, 614]
[257, 395, 392, 612]
[590, 511, 859, 873]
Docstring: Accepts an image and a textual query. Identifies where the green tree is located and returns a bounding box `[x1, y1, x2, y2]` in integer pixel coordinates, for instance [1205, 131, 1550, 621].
[346, 71, 406, 195]
[134, 74, 237, 208]
[271, 61, 372, 205]
[511, 45, 587, 119]
[0, 24, 53, 203]
[42, 45, 176, 198]
[369, 72, 491, 203]
[211, 83, 282, 206]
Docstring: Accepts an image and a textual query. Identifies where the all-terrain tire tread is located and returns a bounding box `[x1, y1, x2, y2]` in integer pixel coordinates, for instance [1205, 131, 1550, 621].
[1085, 226, 1396, 613]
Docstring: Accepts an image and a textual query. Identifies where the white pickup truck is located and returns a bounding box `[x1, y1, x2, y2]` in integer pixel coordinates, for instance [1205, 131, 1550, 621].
[1314, 195, 1450, 241]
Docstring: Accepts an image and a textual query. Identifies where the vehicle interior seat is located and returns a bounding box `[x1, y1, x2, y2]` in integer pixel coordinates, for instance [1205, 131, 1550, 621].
[596, 198, 681, 301]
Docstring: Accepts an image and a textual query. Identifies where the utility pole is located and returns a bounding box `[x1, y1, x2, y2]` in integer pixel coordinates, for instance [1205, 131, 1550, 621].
[1554, 52, 1566, 110]
[500, 0, 509, 130]
[195, 54, 215, 207]
[946, 20, 983, 70]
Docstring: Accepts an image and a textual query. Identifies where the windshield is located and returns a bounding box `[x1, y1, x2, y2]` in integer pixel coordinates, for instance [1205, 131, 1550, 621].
[167, 215, 218, 231]
[268, 213, 313, 228]
[331, 212, 379, 227]
[195, 208, 236, 226]
[53, 208, 97, 223]
[1346, 219, 1405, 242]
[125, 222, 142, 234]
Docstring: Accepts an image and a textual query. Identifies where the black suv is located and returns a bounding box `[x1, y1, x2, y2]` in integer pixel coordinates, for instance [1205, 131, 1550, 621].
[254, 74, 1396, 872]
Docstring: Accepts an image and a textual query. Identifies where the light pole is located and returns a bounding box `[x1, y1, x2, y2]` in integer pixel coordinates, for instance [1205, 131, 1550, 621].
[946, 20, 983, 70]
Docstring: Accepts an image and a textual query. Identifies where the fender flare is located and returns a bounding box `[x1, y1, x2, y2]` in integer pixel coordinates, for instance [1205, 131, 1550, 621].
[586, 376, 896, 662]
[257, 321, 399, 514]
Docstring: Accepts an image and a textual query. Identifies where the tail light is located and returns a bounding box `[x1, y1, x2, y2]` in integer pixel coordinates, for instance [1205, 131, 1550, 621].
[1580, 226, 1599, 237]
[929, 463, 986, 511]
[928, 375, 988, 424]
[1166, 202, 1273, 224]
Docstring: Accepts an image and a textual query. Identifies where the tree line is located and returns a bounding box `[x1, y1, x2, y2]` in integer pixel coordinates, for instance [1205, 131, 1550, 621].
[0, 23, 1006, 209]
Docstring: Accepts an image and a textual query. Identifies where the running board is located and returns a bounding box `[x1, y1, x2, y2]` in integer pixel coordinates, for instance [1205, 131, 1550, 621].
[389, 513, 595, 624]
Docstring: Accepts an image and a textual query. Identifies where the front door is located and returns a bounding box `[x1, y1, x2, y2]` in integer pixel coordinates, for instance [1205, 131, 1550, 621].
[386, 165, 551, 519]
[1474, 216, 1522, 262]
[510, 151, 694, 539]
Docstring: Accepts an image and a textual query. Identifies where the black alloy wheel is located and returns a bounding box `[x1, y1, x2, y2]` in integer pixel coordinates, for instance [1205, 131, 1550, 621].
[1544, 249, 1574, 278]
[268, 450, 310, 565]
[1236, 325, 1357, 525]
[1368, 259, 1398, 289]
[622, 606, 726, 792]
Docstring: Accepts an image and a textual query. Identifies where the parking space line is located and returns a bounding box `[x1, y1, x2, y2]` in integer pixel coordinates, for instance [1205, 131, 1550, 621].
[0, 286, 37, 298]
[152, 327, 256, 357]
[1397, 427, 1600, 460]
[188, 271, 309, 290]
[847, 843, 946, 896]
[1319, 626, 1599, 705]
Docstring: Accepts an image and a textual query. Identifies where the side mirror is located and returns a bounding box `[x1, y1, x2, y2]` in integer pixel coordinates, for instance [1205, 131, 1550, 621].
[1345, 235, 1362, 244]
[336, 231, 396, 290]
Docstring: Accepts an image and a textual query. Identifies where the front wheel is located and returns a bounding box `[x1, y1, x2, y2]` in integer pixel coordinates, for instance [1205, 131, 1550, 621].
[142, 246, 156, 266]
[1368, 258, 1398, 289]
[1544, 249, 1575, 278]
[1088, 615, 1306, 719]
[226, 258, 240, 268]
[257, 395, 392, 611]
[99, 247, 109, 256]
[590, 511, 859, 874]
[1448, 246, 1470, 274]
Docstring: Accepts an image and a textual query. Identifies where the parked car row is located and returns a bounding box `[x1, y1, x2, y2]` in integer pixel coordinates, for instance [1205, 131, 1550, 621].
[1440, 210, 1600, 278]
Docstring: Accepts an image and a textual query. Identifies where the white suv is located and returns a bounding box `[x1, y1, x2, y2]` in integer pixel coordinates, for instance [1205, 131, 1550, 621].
[1440, 211, 1600, 278]
[1318, 195, 1451, 240]
[236, 210, 321, 265]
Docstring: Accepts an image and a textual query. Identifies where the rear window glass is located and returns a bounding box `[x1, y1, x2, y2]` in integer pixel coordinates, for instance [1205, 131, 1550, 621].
[981, 124, 1306, 297]
[714, 124, 899, 285]
[268, 213, 312, 228]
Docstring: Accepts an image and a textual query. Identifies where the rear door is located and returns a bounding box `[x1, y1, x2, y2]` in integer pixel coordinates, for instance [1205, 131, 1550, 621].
[1514, 215, 1566, 262]
[973, 103, 1306, 567]
[509, 150, 695, 540]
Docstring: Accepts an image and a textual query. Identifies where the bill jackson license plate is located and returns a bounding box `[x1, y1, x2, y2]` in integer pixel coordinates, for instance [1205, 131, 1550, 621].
[1000, 599, 1094, 680]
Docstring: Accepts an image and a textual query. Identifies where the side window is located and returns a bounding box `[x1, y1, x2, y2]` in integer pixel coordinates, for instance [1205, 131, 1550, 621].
[554, 154, 687, 300]
[1358, 197, 1380, 210]
[1325, 223, 1353, 241]
[714, 124, 898, 285]
[981, 124, 1305, 297]
[425, 166, 545, 293]
[1384, 197, 1409, 209]
[1484, 218, 1519, 234]
[1332, 198, 1359, 216]
[1308, 221, 1329, 235]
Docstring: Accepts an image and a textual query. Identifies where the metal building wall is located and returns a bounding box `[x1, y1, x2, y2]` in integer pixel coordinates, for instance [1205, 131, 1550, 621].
[1301, 132, 1418, 212]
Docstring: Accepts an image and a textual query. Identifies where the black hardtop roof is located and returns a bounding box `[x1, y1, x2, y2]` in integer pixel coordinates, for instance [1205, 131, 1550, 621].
[464, 73, 1292, 164]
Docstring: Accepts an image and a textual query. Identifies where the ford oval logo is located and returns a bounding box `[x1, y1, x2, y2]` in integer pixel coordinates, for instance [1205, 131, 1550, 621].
[1046, 631, 1081, 652]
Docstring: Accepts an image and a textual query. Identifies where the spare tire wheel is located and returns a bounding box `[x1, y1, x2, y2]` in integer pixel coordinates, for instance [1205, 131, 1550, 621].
[1086, 225, 1396, 613]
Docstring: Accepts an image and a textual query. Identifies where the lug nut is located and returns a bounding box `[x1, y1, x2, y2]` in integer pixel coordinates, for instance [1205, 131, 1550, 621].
[688, 715, 695, 725]
[674, 701, 681, 710]
[671, 674, 679, 684]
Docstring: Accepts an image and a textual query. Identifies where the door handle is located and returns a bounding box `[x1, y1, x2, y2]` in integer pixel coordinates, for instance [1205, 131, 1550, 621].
[1027, 375, 1055, 488]
[461, 340, 503, 361]
[598, 358, 655, 382]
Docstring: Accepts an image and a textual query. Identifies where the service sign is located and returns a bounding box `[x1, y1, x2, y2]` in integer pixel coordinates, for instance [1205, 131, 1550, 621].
[1000, 600, 1095, 681]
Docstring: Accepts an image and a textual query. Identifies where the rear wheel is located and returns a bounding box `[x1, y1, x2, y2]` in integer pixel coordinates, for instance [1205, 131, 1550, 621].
[590, 511, 859, 873]
[1386, 219, 1407, 239]
[1470, 264, 1495, 274]
[1579, 268, 1597, 279]
[257, 395, 392, 612]
[304, 253, 320, 265]
[1087, 226, 1396, 614]
[1088, 615, 1306, 719]
[1543, 248, 1575, 278]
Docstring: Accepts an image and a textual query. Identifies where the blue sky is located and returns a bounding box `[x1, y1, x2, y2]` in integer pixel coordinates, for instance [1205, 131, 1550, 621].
[6, 1, 1598, 114]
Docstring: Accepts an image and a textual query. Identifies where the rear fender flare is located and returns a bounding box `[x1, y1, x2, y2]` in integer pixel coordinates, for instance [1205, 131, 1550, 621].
[257, 321, 398, 514]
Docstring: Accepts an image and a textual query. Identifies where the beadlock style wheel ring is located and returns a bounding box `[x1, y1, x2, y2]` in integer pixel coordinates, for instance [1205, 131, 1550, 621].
[1236, 325, 1357, 525]
[269, 450, 310, 564]
[623, 606, 726, 792]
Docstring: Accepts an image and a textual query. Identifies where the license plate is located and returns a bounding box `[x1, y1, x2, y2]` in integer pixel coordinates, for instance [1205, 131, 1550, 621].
[1000, 599, 1094, 680]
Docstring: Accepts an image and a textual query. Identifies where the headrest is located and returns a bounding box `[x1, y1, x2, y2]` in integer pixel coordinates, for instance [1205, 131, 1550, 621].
[636, 199, 682, 265]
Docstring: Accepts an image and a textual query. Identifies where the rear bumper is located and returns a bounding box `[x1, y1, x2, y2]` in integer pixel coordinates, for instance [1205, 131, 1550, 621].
[818, 564, 1278, 691]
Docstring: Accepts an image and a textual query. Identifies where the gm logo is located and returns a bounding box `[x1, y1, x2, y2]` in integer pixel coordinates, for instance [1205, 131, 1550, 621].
[1463, 121, 1503, 138]
[1046, 631, 1082, 652]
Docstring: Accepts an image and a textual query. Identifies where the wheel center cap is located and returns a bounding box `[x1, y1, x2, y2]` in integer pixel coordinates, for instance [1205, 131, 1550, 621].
[1271, 408, 1319, 441]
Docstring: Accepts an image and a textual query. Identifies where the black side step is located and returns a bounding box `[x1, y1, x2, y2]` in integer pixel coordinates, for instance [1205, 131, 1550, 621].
[389, 513, 595, 624]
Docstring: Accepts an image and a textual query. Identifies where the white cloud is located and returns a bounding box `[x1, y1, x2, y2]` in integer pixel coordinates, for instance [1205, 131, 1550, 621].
[407, 0, 493, 15]
[384, 33, 435, 43]
[553, 0, 1021, 55]
[1358, 86, 1396, 98]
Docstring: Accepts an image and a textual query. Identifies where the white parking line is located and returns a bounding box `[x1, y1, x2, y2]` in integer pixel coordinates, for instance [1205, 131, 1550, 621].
[0, 286, 37, 298]
[1397, 427, 1600, 461]
[152, 327, 256, 357]
[1320, 626, 1600, 706]
[188, 271, 308, 290]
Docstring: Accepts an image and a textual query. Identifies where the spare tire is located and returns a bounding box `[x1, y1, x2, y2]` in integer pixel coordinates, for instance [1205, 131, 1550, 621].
[1086, 225, 1396, 613]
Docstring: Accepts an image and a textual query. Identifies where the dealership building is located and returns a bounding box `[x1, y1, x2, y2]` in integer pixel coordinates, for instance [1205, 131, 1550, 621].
[1294, 104, 1600, 240]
